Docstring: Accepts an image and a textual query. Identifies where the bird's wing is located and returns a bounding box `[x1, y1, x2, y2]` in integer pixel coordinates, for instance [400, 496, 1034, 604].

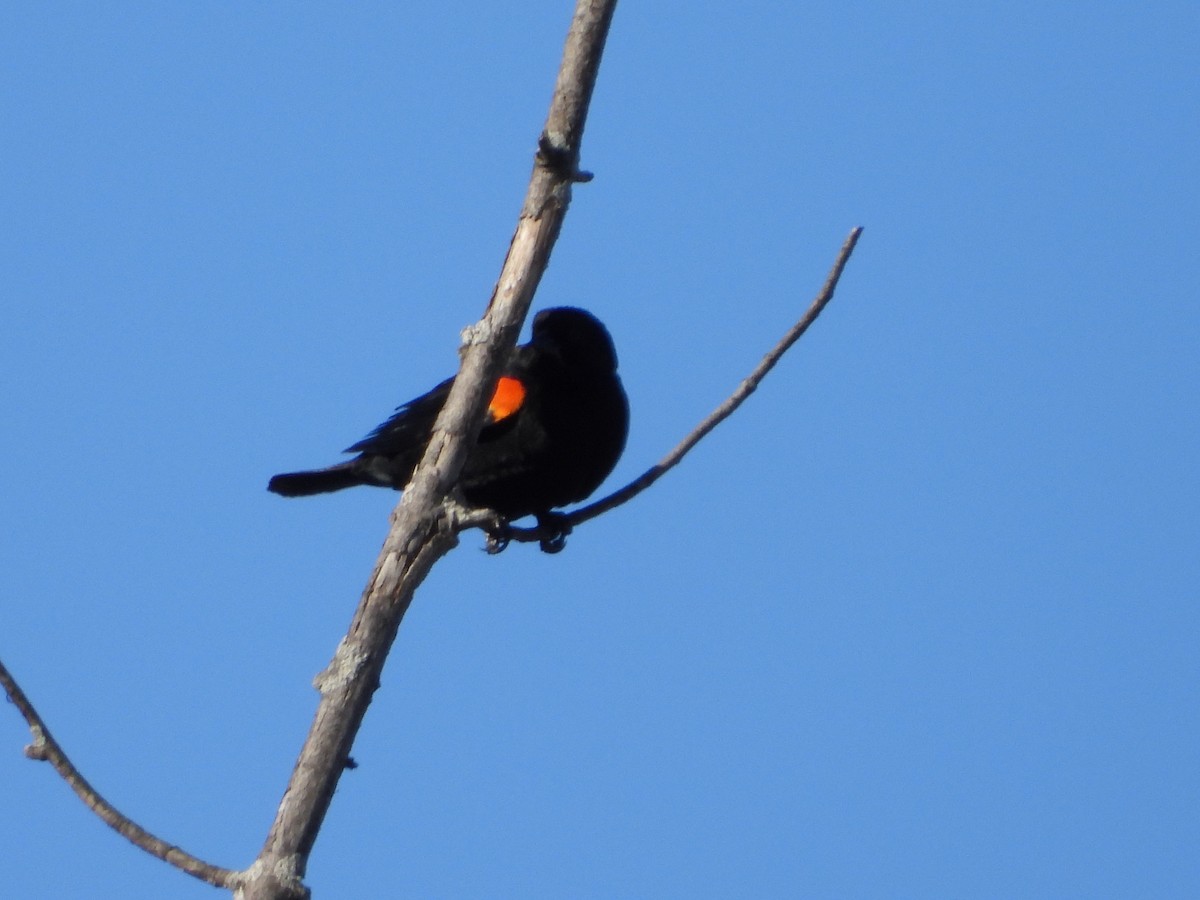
[344, 370, 530, 456]
[343, 374, 454, 455]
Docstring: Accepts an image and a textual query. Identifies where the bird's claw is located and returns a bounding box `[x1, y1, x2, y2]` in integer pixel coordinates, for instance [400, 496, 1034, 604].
[536, 512, 572, 554]
[485, 523, 512, 555]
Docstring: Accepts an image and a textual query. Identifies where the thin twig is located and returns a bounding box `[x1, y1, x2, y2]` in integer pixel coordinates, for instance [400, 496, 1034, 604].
[472, 226, 864, 548]
[0, 656, 237, 889]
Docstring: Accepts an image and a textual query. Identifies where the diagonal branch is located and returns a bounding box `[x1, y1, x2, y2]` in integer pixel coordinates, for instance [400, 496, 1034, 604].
[235, 3, 620, 898]
[468, 226, 864, 549]
[4, 5, 619, 898]
[0, 656, 237, 889]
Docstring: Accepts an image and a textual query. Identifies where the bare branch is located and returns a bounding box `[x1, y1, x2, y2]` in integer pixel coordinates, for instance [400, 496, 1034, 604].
[478, 226, 865, 549]
[236, 3, 620, 898]
[0, 656, 237, 889]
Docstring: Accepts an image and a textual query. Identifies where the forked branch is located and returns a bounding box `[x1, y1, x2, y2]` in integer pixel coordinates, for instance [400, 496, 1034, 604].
[2, 3, 621, 899]
[2, 1, 863, 896]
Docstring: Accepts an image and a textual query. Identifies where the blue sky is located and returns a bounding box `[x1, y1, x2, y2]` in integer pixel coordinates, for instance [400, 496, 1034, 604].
[3, 3, 1197, 898]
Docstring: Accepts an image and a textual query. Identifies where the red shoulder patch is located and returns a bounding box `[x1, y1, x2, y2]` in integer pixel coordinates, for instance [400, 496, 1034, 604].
[488, 376, 527, 422]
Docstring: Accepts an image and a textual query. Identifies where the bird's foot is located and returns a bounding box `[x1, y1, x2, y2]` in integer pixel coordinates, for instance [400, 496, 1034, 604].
[479, 511, 573, 554]
[535, 512, 573, 554]
[484, 521, 512, 555]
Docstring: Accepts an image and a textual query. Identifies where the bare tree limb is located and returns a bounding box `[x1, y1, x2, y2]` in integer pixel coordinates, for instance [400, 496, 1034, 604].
[467, 226, 865, 550]
[235, 3, 620, 898]
[2, 4, 618, 897]
[4, 3, 863, 896]
[0, 657, 238, 888]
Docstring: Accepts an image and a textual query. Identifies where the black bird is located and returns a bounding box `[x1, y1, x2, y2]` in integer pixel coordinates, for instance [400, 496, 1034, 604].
[268, 307, 629, 524]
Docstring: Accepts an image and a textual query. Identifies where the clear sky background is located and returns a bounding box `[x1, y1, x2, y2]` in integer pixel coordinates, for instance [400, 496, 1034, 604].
[3, 3, 1197, 898]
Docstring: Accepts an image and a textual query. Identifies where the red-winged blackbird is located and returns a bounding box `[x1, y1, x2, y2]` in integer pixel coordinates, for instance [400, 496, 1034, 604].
[268, 307, 629, 522]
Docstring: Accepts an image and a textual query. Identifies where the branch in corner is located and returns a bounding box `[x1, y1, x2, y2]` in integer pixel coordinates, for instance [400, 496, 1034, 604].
[0, 657, 238, 889]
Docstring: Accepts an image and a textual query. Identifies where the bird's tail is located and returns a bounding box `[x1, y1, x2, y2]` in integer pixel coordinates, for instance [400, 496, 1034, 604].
[267, 461, 369, 497]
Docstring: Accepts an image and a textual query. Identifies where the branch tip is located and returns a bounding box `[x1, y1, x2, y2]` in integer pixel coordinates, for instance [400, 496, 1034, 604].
[453, 226, 865, 549]
[0, 656, 238, 888]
